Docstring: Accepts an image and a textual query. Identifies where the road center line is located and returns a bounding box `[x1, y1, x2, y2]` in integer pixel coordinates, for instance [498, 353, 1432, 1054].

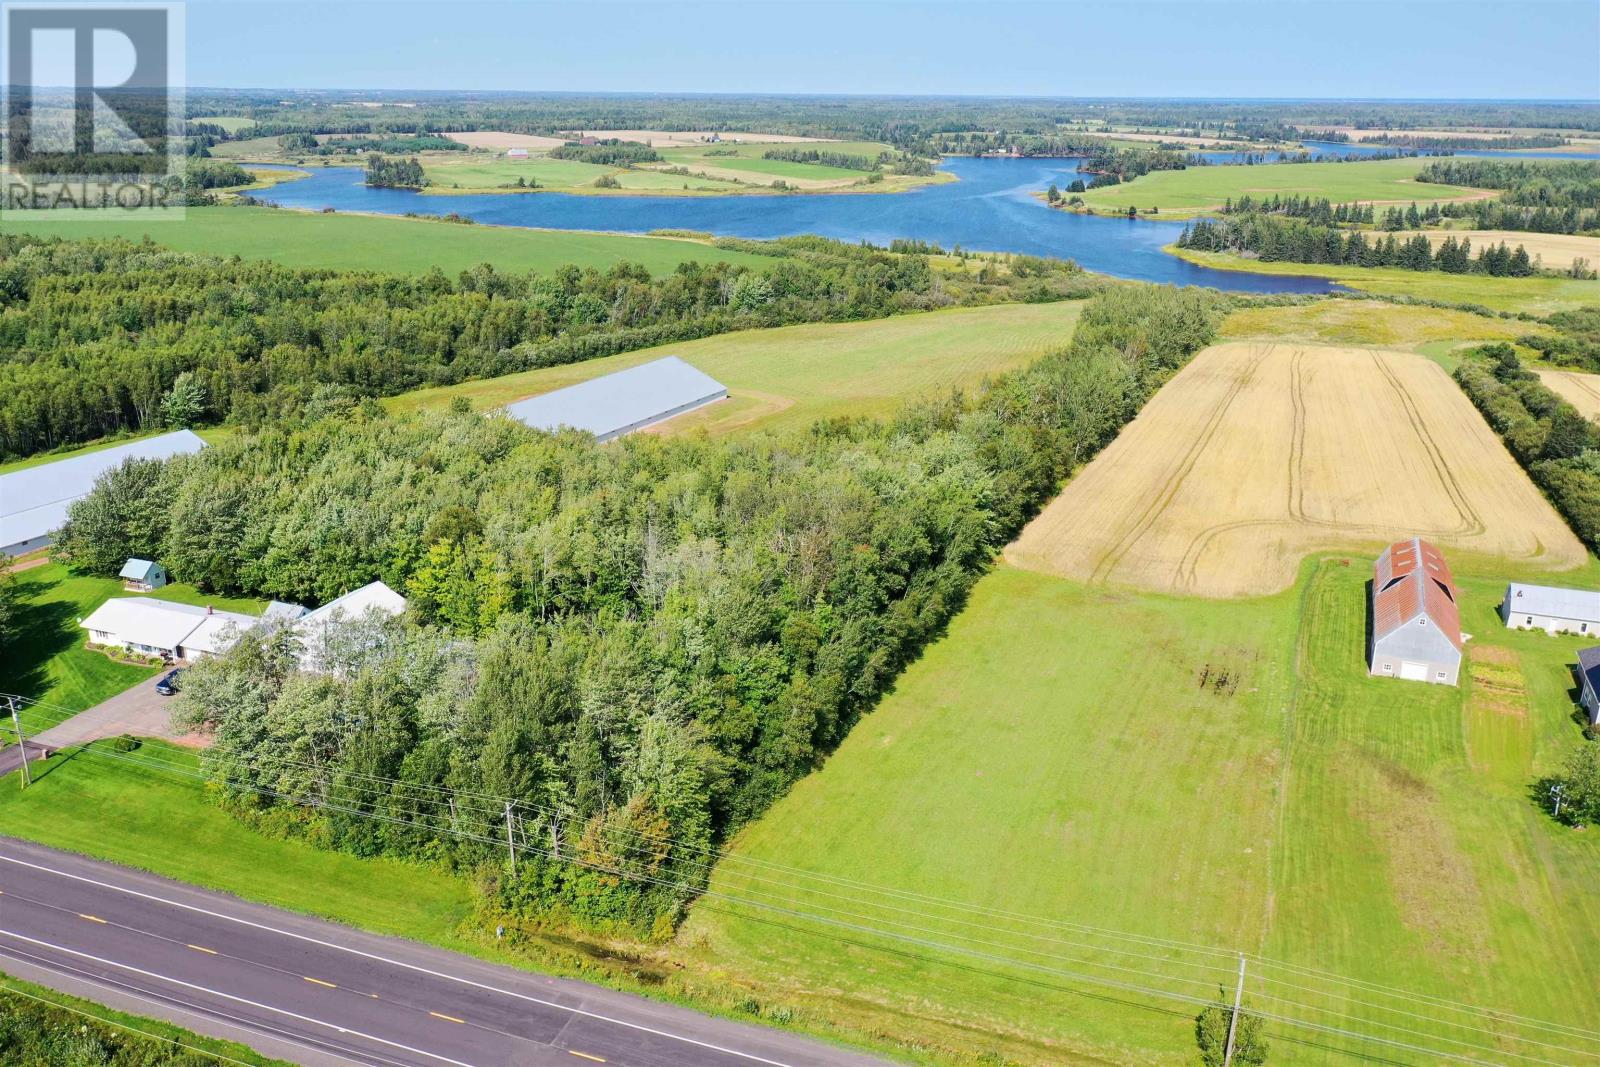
[0, 849, 801, 1067]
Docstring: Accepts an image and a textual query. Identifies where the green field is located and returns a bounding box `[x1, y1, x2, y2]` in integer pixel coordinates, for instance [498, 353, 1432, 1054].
[422, 155, 618, 190]
[388, 301, 1085, 433]
[0, 206, 767, 276]
[682, 555, 1600, 1064]
[1076, 157, 1488, 218]
[2, 563, 264, 712]
[1171, 245, 1600, 314]
[192, 114, 258, 133]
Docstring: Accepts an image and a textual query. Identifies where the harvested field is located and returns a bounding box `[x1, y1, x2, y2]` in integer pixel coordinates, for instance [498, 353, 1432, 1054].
[1006, 341, 1586, 597]
[1399, 230, 1600, 273]
[441, 131, 570, 150]
[1539, 367, 1600, 421]
[557, 129, 831, 147]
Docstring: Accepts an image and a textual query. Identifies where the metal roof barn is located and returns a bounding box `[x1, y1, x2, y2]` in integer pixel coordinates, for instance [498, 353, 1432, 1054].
[0, 431, 208, 556]
[1369, 537, 1463, 686]
[504, 356, 728, 443]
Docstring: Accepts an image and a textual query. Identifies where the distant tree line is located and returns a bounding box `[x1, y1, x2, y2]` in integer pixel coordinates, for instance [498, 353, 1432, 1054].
[58, 285, 1224, 936]
[1454, 343, 1600, 551]
[1177, 215, 1542, 276]
[365, 154, 428, 188]
[548, 141, 661, 166]
[0, 234, 1093, 460]
[1222, 195, 1377, 225]
[1417, 160, 1600, 233]
[761, 147, 878, 171]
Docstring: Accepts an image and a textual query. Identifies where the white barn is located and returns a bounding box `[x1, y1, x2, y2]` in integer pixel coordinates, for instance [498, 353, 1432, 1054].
[0, 431, 207, 557]
[504, 356, 728, 443]
[1369, 538, 1463, 686]
[1500, 583, 1600, 636]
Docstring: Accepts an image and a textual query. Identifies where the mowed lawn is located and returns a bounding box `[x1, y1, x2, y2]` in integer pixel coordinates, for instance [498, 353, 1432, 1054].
[389, 301, 1086, 434]
[682, 557, 1600, 1064]
[1078, 157, 1487, 217]
[0, 207, 767, 276]
[0, 563, 263, 713]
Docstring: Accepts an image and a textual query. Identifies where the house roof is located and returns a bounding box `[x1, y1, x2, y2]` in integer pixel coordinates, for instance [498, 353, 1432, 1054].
[119, 558, 160, 580]
[1372, 537, 1462, 652]
[1504, 583, 1600, 624]
[262, 600, 309, 624]
[503, 356, 728, 442]
[1579, 647, 1600, 697]
[79, 597, 255, 653]
[0, 431, 207, 549]
[297, 581, 406, 630]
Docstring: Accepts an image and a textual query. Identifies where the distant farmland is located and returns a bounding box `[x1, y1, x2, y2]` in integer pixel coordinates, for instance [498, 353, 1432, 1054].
[1539, 366, 1600, 421]
[1006, 341, 1586, 596]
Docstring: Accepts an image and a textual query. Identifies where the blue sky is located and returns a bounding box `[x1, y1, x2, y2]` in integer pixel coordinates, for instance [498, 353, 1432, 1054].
[185, 0, 1600, 99]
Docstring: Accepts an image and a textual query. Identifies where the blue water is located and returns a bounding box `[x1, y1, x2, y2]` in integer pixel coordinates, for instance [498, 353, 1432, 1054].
[259, 157, 1341, 293]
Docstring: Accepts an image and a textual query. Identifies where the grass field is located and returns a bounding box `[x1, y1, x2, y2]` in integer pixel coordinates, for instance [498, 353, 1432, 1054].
[1006, 341, 1585, 597]
[0, 206, 766, 276]
[1076, 157, 1487, 218]
[1539, 366, 1600, 420]
[1170, 245, 1600, 314]
[192, 115, 257, 133]
[1220, 299, 1541, 350]
[389, 301, 1086, 434]
[1, 563, 264, 712]
[683, 554, 1600, 1065]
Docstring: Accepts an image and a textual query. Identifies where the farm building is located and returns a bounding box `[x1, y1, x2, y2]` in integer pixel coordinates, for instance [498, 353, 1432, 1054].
[294, 580, 408, 673]
[119, 559, 169, 591]
[503, 356, 728, 442]
[505, 147, 529, 158]
[79, 599, 258, 662]
[1578, 647, 1600, 726]
[1500, 582, 1600, 636]
[0, 431, 207, 557]
[1369, 537, 1463, 686]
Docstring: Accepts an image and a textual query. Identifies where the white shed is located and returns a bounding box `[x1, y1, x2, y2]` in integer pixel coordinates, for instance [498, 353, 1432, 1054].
[1501, 583, 1600, 636]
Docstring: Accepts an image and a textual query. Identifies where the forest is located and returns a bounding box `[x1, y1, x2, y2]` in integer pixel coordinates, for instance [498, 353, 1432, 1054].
[1418, 159, 1600, 233]
[0, 233, 1091, 461]
[547, 141, 662, 166]
[1177, 214, 1545, 276]
[55, 285, 1223, 934]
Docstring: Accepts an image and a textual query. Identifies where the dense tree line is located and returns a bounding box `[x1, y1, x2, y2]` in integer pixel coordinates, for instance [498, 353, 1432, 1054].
[365, 154, 428, 188]
[1518, 307, 1600, 371]
[0, 234, 1091, 460]
[761, 147, 878, 171]
[1415, 159, 1600, 233]
[548, 141, 661, 166]
[1178, 215, 1538, 275]
[1454, 344, 1600, 550]
[58, 285, 1222, 934]
[1222, 195, 1377, 225]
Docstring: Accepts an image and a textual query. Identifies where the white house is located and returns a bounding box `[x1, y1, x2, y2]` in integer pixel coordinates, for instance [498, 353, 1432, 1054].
[79, 599, 257, 661]
[119, 558, 168, 591]
[1501, 583, 1600, 636]
[293, 581, 408, 673]
[1578, 647, 1600, 726]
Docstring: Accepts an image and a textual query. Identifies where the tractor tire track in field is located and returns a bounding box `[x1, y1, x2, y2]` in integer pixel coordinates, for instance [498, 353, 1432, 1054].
[1088, 342, 1273, 587]
[1369, 350, 1484, 538]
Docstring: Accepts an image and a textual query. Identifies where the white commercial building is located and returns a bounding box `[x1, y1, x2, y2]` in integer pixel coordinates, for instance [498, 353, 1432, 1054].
[1500, 583, 1600, 636]
[504, 356, 728, 443]
[0, 431, 207, 557]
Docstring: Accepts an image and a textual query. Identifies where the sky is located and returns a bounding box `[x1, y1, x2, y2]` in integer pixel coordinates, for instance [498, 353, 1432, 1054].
[182, 0, 1600, 100]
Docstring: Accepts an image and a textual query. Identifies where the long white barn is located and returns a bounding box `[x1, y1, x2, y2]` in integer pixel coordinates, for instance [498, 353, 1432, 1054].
[504, 356, 728, 442]
[1, 431, 208, 557]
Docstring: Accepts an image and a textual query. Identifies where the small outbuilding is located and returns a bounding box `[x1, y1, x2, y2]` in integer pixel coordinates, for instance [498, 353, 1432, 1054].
[1577, 647, 1600, 727]
[505, 148, 529, 159]
[1501, 583, 1600, 636]
[119, 558, 168, 591]
[1369, 537, 1463, 686]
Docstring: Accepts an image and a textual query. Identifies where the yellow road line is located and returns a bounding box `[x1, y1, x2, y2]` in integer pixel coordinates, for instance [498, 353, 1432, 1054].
[186, 944, 217, 955]
[77, 914, 107, 924]
[568, 1052, 607, 1063]
[303, 977, 337, 988]
[429, 1011, 465, 1024]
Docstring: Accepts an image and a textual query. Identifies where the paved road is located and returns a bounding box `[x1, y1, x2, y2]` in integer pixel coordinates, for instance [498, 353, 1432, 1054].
[0, 837, 890, 1067]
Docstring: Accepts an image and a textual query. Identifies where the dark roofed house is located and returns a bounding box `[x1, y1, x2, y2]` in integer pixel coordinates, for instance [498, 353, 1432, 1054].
[1369, 537, 1463, 686]
[1578, 647, 1600, 726]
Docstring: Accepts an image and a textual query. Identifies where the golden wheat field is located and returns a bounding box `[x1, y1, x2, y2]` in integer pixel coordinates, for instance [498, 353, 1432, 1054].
[1540, 367, 1600, 421]
[1005, 341, 1587, 597]
[1400, 230, 1600, 273]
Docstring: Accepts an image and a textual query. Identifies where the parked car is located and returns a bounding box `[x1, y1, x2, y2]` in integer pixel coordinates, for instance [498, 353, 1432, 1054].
[154, 668, 183, 696]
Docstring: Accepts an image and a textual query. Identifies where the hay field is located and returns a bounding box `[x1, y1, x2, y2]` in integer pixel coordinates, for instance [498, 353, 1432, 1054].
[1006, 341, 1585, 596]
[442, 131, 569, 150]
[560, 129, 831, 147]
[1399, 229, 1600, 272]
[1540, 367, 1600, 421]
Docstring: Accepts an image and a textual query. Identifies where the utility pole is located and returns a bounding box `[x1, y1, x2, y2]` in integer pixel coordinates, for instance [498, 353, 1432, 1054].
[504, 801, 517, 877]
[6, 696, 31, 789]
[1223, 953, 1246, 1067]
